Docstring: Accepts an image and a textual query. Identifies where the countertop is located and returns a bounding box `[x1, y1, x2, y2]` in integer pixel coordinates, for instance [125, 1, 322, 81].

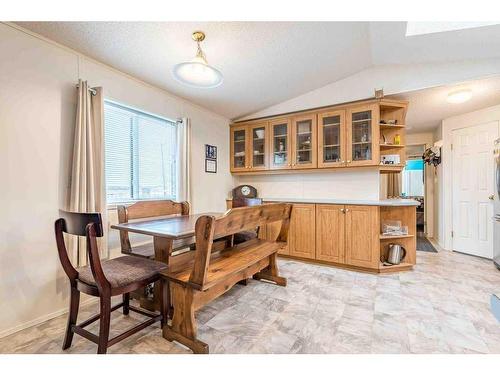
[228, 197, 420, 207]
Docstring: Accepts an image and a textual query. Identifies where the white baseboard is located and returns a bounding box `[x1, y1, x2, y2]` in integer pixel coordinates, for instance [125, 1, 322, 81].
[0, 297, 98, 339]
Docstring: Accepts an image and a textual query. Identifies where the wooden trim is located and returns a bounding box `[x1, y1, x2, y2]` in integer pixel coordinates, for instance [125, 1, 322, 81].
[231, 98, 408, 125]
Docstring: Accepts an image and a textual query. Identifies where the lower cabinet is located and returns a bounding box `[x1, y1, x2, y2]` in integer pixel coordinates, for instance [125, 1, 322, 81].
[288, 204, 316, 259]
[344, 205, 379, 269]
[314, 204, 379, 270]
[316, 204, 345, 263]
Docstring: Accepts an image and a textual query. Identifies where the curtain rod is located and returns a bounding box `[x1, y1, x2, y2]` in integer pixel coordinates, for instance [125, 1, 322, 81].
[76, 83, 97, 96]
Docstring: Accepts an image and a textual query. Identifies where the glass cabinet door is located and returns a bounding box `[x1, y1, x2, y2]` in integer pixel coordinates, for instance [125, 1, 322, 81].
[347, 105, 379, 166]
[230, 125, 248, 171]
[318, 110, 345, 168]
[269, 118, 291, 169]
[292, 114, 317, 169]
[249, 123, 268, 170]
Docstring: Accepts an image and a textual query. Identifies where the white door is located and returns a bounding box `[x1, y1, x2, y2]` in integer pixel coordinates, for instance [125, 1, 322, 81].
[452, 121, 499, 258]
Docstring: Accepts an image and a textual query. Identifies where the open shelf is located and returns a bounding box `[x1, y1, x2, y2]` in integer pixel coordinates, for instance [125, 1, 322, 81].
[379, 262, 413, 272]
[379, 124, 405, 130]
[380, 234, 415, 240]
[380, 144, 405, 148]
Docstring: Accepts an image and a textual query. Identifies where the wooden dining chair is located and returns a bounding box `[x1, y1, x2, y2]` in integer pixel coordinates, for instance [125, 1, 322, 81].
[117, 200, 193, 259]
[55, 210, 168, 354]
[232, 197, 263, 245]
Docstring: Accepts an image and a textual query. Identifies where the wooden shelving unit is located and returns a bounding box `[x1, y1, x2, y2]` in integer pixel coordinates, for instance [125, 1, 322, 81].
[379, 101, 408, 169]
[378, 205, 416, 271]
[380, 234, 415, 240]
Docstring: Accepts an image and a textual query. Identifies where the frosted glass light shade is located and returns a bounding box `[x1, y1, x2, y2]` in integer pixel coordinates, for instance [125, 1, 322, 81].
[172, 56, 223, 88]
[447, 89, 472, 104]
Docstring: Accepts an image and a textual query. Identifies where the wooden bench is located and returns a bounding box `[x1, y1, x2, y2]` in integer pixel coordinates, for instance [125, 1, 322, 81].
[160, 203, 292, 353]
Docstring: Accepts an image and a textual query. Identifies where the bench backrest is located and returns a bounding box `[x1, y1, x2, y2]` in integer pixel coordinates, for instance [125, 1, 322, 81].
[117, 200, 190, 253]
[189, 203, 292, 287]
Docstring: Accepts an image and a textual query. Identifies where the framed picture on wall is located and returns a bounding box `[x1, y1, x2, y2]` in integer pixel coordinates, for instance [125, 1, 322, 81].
[205, 144, 217, 160]
[205, 159, 217, 173]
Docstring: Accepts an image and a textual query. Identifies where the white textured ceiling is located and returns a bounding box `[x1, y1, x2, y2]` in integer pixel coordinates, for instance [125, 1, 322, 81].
[390, 76, 500, 133]
[15, 21, 500, 120]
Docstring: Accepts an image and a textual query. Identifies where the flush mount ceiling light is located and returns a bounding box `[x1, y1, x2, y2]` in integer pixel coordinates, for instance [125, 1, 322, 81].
[172, 31, 223, 89]
[447, 89, 472, 104]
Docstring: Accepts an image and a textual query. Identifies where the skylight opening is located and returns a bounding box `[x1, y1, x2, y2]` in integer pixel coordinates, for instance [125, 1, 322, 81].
[406, 22, 500, 36]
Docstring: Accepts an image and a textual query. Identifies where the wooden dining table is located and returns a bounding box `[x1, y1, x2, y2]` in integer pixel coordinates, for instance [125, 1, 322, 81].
[111, 212, 224, 265]
[111, 212, 225, 310]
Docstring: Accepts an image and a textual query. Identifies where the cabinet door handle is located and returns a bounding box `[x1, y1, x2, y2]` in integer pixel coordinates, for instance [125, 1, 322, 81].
[347, 160, 351, 163]
[345, 208, 350, 212]
[340, 208, 345, 213]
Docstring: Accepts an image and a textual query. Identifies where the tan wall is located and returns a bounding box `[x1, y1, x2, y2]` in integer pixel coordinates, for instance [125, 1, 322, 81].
[0, 23, 233, 337]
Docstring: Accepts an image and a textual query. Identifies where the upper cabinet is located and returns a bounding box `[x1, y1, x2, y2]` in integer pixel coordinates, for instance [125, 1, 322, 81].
[347, 104, 379, 167]
[292, 114, 317, 169]
[249, 122, 269, 171]
[318, 110, 345, 168]
[230, 99, 407, 174]
[269, 118, 292, 169]
[230, 121, 269, 172]
[230, 125, 249, 172]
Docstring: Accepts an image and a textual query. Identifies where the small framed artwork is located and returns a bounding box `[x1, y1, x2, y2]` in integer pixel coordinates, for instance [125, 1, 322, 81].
[205, 144, 217, 160]
[205, 159, 217, 173]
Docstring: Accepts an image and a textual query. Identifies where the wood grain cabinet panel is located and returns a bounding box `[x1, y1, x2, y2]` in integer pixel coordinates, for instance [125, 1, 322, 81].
[288, 204, 316, 259]
[344, 205, 379, 269]
[316, 204, 345, 263]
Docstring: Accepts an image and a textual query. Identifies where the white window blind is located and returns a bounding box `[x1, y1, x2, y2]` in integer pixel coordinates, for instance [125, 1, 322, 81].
[104, 100, 178, 204]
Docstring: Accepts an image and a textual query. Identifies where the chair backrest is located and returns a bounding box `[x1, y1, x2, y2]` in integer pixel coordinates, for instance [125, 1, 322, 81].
[117, 200, 190, 253]
[54, 210, 107, 289]
[189, 203, 292, 287]
[232, 197, 263, 208]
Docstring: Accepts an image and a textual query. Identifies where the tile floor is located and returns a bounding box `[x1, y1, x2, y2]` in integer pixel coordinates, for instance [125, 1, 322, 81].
[1, 249, 500, 354]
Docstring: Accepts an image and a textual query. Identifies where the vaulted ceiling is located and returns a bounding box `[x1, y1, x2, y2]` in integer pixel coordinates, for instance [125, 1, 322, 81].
[16, 22, 500, 120]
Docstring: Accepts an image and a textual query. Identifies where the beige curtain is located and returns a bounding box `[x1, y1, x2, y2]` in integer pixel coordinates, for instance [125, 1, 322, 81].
[68, 80, 107, 266]
[387, 173, 401, 198]
[176, 117, 192, 206]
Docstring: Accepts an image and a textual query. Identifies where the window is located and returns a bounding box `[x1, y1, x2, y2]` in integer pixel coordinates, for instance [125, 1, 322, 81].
[402, 159, 424, 197]
[104, 100, 178, 204]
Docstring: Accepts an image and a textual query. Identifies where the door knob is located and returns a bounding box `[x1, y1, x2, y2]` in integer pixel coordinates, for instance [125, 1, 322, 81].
[490, 195, 495, 201]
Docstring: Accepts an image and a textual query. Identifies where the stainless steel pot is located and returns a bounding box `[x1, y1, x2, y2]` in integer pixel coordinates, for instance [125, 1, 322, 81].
[387, 244, 406, 265]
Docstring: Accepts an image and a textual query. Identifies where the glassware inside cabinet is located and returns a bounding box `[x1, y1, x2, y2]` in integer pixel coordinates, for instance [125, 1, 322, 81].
[272, 123, 288, 166]
[296, 119, 313, 164]
[252, 126, 266, 168]
[351, 110, 372, 161]
[233, 129, 246, 168]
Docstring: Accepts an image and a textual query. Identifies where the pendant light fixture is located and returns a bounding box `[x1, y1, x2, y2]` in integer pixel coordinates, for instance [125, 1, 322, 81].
[172, 31, 223, 88]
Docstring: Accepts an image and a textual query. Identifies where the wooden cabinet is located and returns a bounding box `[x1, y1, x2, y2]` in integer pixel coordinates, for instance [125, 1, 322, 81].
[288, 204, 316, 259]
[230, 125, 249, 172]
[249, 122, 269, 171]
[230, 122, 269, 172]
[292, 114, 317, 169]
[318, 110, 346, 168]
[346, 104, 380, 167]
[269, 118, 292, 170]
[230, 99, 407, 175]
[316, 204, 345, 263]
[344, 205, 379, 269]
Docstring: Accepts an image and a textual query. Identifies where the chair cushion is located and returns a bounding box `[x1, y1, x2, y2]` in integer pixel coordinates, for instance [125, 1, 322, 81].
[77, 256, 167, 289]
[233, 230, 258, 245]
